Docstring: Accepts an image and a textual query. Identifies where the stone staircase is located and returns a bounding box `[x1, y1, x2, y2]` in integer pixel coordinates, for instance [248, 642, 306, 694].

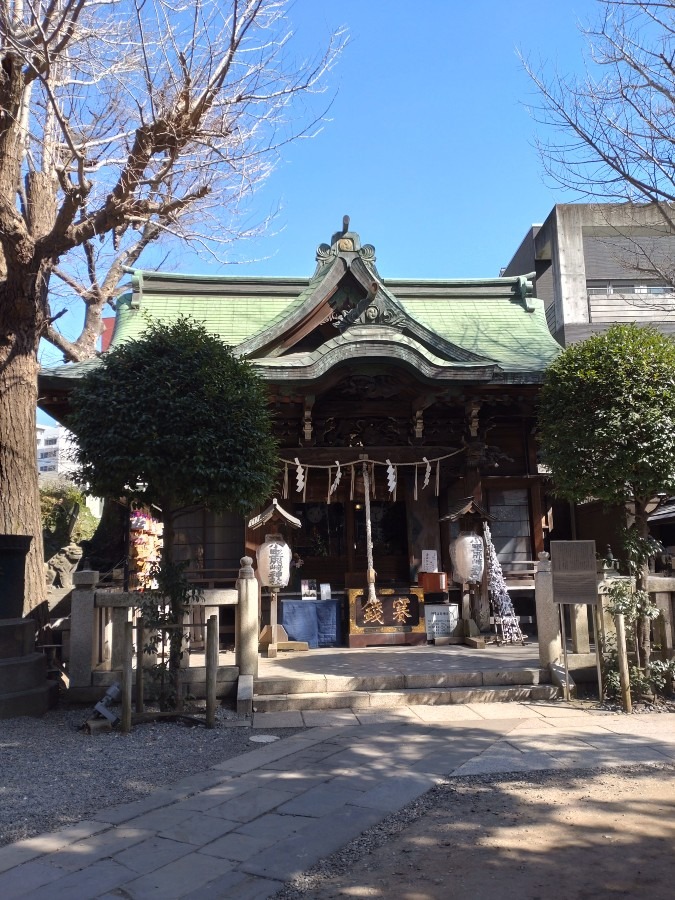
[253, 667, 559, 712]
[0, 619, 52, 718]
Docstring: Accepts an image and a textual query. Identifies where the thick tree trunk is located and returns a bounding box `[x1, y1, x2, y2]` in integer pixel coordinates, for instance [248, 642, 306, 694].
[0, 325, 44, 615]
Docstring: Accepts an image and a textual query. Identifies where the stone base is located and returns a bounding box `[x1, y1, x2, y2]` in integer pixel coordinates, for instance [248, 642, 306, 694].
[276, 641, 309, 652]
[0, 618, 35, 659]
[0, 618, 52, 719]
[0, 684, 51, 718]
[464, 636, 486, 649]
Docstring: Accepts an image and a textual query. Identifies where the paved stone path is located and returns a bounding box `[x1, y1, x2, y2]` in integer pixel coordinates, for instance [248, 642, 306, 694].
[1, 701, 674, 899]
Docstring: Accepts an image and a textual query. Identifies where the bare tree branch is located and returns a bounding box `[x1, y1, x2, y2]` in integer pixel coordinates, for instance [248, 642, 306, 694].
[523, 0, 675, 292]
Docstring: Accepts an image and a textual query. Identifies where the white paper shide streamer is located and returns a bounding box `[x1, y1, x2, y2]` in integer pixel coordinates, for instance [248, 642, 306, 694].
[385, 459, 397, 495]
[329, 460, 342, 496]
[294, 457, 305, 493]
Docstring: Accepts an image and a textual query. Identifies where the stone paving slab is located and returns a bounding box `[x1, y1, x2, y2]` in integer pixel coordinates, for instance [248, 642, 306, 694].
[300, 709, 361, 726]
[113, 850, 235, 899]
[466, 701, 545, 719]
[180, 871, 284, 900]
[237, 805, 385, 882]
[0, 820, 111, 874]
[406, 703, 482, 722]
[352, 706, 425, 724]
[277, 783, 366, 817]
[157, 812, 240, 845]
[235, 813, 315, 843]
[44, 825, 154, 873]
[524, 702, 595, 718]
[450, 748, 564, 776]
[0, 859, 68, 898]
[252, 711, 304, 728]
[198, 830, 272, 861]
[10, 857, 136, 900]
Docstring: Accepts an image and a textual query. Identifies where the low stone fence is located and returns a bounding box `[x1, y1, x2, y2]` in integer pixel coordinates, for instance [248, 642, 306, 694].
[67, 558, 259, 704]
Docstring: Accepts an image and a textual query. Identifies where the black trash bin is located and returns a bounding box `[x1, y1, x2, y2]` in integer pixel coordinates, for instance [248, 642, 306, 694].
[0, 535, 32, 619]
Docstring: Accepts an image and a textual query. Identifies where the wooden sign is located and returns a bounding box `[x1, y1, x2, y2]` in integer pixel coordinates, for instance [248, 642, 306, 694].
[550, 540, 598, 605]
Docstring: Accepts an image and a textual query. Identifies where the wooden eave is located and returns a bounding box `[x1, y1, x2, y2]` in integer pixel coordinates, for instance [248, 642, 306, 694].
[249, 327, 498, 385]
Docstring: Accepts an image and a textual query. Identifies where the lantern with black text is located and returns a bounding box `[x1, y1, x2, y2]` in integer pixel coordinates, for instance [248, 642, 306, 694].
[256, 533, 292, 589]
[450, 532, 485, 584]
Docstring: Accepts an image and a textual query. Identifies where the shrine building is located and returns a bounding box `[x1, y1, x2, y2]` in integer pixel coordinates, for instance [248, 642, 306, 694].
[40, 219, 563, 647]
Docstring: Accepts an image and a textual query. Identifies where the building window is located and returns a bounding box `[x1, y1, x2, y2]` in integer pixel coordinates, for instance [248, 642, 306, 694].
[587, 280, 675, 299]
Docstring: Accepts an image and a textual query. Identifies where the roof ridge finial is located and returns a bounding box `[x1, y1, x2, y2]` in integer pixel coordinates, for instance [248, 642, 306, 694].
[342, 214, 350, 234]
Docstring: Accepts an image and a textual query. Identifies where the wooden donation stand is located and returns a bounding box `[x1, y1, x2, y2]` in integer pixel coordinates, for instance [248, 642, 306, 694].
[348, 586, 426, 648]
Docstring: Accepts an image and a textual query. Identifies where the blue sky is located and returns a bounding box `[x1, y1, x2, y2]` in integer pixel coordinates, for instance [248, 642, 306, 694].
[203, 0, 598, 280]
[40, 0, 598, 383]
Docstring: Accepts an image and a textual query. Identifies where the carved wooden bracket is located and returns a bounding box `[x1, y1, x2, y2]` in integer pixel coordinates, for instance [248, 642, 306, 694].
[302, 395, 315, 444]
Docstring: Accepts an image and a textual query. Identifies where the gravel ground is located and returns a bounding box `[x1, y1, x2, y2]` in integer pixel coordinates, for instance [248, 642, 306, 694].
[272, 763, 675, 899]
[0, 703, 305, 848]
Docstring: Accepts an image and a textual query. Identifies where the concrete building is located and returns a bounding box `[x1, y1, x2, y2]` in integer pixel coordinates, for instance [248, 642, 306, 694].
[36, 424, 77, 480]
[502, 202, 675, 345]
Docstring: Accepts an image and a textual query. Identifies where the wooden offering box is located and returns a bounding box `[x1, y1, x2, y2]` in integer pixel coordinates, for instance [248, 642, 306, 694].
[418, 572, 448, 593]
[347, 587, 426, 647]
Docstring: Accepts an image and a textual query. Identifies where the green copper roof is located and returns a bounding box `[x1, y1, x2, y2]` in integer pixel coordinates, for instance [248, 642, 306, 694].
[399, 296, 560, 371]
[107, 265, 560, 377]
[111, 275, 306, 349]
[40, 223, 563, 400]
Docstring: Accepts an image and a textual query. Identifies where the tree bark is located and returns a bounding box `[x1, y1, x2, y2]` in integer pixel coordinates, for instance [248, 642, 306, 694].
[0, 318, 45, 614]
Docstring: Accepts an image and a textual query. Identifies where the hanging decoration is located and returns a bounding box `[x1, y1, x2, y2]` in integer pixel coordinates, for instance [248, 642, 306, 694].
[450, 532, 485, 584]
[483, 523, 525, 644]
[422, 457, 432, 489]
[329, 460, 342, 497]
[294, 457, 307, 500]
[277, 448, 464, 503]
[386, 459, 397, 496]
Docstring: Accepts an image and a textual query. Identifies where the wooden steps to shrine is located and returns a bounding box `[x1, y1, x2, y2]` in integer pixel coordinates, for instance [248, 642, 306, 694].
[253, 668, 559, 712]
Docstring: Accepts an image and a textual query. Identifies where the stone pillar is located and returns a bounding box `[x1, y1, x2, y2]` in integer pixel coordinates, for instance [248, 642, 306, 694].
[236, 557, 259, 679]
[110, 607, 131, 671]
[534, 553, 562, 667]
[69, 570, 100, 689]
[570, 605, 591, 653]
[653, 592, 674, 660]
[598, 573, 618, 649]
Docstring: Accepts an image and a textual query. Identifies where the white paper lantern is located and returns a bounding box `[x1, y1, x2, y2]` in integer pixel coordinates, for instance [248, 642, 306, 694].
[450, 532, 484, 584]
[256, 534, 292, 588]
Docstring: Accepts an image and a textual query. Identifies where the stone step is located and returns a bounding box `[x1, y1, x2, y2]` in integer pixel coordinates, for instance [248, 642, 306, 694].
[0, 683, 52, 719]
[253, 683, 559, 712]
[255, 667, 550, 696]
[0, 652, 47, 692]
[0, 618, 36, 660]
